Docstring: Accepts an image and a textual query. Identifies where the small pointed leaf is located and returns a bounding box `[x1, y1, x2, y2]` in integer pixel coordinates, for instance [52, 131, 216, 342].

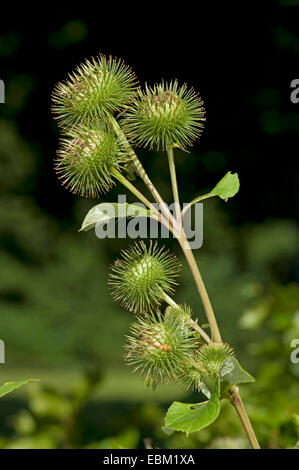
[80, 203, 155, 232]
[210, 171, 240, 200]
[182, 172, 240, 217]
[0, 379, 39, 398]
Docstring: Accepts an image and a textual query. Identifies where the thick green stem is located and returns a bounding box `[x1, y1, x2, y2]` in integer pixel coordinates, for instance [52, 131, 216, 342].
[112, 118, 220, 340]
[228, 386, 261, 449]
[112, 168, 152, 209]
[110, 117, 260, 449]
[167, 146, 181, 222]
[162, 292, 211, 344]
[177, 233, 222, 343]
[110, 116, 177, 229]
[167, 151, 259, 446]
[189, 319, 211, 344]
[112, 168, 170, 232]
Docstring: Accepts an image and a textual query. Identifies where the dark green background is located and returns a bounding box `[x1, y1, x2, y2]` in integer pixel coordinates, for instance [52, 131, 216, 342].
[0, 2, 298, 449]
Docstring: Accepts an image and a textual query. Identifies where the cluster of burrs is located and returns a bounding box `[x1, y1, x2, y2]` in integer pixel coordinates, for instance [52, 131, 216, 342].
[52, 54, 233, 390]
[109, 241, 234, 389]
[52, 54, 205, 198]
[52, 55, 138, 197]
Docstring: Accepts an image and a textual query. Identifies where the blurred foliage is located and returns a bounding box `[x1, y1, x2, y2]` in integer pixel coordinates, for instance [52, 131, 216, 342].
[238, 283, 299, 448]
[0, 186, 297, 447]
[0, 4, 298, 449]
[0, 368, 103, 449]
[47, 20, 88, 49]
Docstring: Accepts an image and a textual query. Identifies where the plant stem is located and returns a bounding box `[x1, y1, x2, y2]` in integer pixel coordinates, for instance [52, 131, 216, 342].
[188, 319, 211, 344]
[177, 233, 222, 343]
[162, 292, 211, 343]
[162, 292, 178, 309]
[110, 116, 179, 231]
[166, 149, 259, 448]
[228, 386, 261, 449]
[181, 193, 214, 220]
[167, 146, 181, 222]
[112, 168, 170, 232]
[111, 117, 260, 449]
[178, 234, 260, 450]
[112, 168, 153, 209]
[112, 118, 221, 340]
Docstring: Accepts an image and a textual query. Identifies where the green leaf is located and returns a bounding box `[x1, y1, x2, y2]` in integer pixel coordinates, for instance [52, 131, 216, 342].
[210, 171, 240, 200]
[200, 374, 218, 399]
[165, 379, 220, 434]
[161, 426, 175, 436]
[220, 357, 255, 388]
[79, 203, 155, 232]
[182, 172, 240, 217]
[0, 379, 39, 398]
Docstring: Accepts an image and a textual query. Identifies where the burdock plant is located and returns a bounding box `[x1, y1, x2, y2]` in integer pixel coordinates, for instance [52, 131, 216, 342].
[52, 54, 260, 449]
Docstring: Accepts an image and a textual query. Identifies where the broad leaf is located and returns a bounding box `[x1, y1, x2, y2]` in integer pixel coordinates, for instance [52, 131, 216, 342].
[220, 357, 255, 387]
[80, 203, 155, 232]
[165, 379, 220, 434]
[0, 379, 39, 398]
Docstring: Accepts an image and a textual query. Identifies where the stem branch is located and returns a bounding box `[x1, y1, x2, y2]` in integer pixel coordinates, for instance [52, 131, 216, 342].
[110, 116, 260, 449]
[110, 116, 179, 233]
[162, 292, 211, 344]
[177, 233, 222, 343]
[111, 117, 220, 342]
[112, 168, 171, 232]
[167, 146, 181, 222]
